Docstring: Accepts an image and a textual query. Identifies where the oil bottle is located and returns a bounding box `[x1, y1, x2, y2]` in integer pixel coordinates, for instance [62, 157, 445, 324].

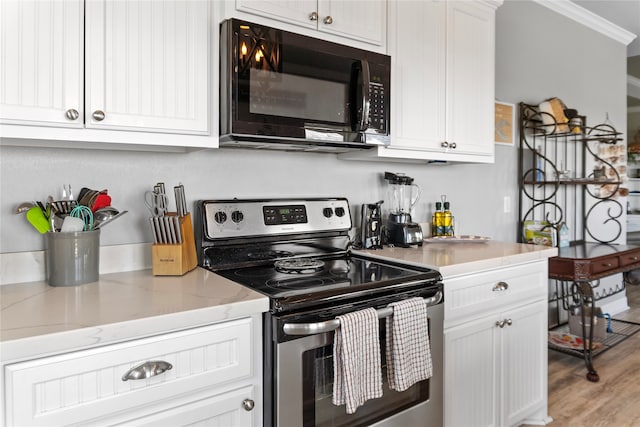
[432, 202, 443, 236]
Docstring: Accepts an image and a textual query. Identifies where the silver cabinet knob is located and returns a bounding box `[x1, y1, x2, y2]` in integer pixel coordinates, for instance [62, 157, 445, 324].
[492, 281, 509, 292]
[323, 15, 333, 24]
[496, 318, 513, 328]
[242, 398, 255, 411]
[92, 110, 106, 121]
[441, 141, 449, 148]
[65, 109, 79, 121]
[309, 11, 318, 21]
[450, 142, 457, 149]
[122, 360, 173, 381]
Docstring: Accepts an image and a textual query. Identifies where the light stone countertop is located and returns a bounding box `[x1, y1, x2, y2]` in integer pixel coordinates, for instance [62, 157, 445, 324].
[0, 268, 269, 363]
[1, 241, 555, 363]
[353, 240, 558, 278]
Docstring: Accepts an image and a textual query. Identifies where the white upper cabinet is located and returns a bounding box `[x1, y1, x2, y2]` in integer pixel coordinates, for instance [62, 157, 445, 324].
[445, 1, 496, 159]
[316, 0, 386, 46]
[0, 0, 84, 128]
[1, 0, 216, 150]
[388, 0, 446, 152]
[85, 0, 209, 134]
[234, 0, 386, 50]
[341, 0, 500, 164]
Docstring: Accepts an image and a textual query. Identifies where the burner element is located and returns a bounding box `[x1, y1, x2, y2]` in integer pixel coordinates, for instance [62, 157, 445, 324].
[248, 250, 294, 260]
[274, 258, 325, 274]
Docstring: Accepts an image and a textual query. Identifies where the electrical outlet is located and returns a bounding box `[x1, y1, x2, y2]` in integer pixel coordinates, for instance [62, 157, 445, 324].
[503, 196, 511, 213]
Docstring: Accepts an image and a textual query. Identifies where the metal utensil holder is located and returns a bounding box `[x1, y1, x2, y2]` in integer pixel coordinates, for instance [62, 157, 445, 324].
[151, 213, 197, 276]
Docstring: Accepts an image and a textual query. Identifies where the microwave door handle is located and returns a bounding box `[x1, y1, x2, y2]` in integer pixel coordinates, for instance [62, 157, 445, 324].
[350, 59, 371, 132]
[282, 291, 443, 336]
[359, 59, 371, 131]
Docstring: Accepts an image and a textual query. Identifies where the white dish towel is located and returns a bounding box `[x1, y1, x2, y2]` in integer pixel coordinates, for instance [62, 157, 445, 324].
[333, 307, 383, 414]
[386, 297, 433, 392]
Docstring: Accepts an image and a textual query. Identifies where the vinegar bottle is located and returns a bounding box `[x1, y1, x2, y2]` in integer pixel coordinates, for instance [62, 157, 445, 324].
[443, 202, 454, 236]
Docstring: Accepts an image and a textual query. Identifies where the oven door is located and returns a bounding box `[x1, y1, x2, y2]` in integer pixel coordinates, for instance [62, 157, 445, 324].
[220, 19, 390, 147]
[271, 292, 443, 427]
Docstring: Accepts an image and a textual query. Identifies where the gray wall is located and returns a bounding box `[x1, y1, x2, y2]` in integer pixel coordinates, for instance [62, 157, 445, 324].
[0, 0, 629, 254]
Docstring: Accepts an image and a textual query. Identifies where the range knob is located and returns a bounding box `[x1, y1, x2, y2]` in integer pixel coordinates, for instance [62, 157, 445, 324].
[335, 207, 345, 217]
[323, 207, 334, 218]
[214, 211, 227, 224]
[231, 210, 244, 223]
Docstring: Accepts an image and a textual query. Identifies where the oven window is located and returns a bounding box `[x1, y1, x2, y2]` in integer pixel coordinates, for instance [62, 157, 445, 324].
[301, 322, 429, 427]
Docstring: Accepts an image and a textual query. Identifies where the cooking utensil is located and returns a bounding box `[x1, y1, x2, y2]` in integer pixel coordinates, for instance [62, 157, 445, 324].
[26, 206, 51, 233]
[15, 201, 36, 214]
[94, 210, 127, 229]
[69, 205, 94, 231]
[61, 216, 85, 232]
[93, 206, 119, 228]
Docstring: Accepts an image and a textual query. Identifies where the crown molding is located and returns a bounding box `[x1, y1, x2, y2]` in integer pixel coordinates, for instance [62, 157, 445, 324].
[533, 0, 637, 46]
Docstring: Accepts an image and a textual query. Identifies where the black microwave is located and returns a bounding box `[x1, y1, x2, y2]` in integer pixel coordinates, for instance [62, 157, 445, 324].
[220, 19, 391, 152]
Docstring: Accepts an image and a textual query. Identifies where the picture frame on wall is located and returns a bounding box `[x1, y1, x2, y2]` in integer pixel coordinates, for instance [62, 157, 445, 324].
[495, 101, 515, 146]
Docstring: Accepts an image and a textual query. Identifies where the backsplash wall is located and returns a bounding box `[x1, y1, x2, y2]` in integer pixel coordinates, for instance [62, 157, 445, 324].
[0, 144, 512, 253]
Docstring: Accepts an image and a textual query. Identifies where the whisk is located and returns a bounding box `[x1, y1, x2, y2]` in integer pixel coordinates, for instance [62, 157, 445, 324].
[69, 205, 94, 231]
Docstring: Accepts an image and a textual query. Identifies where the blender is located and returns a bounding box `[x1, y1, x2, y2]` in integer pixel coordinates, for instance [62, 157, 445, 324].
[384, 172, 423, 247]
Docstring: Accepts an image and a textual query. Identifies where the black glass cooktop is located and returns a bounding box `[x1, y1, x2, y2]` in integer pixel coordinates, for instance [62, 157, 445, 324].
[213, 254, 441, 312]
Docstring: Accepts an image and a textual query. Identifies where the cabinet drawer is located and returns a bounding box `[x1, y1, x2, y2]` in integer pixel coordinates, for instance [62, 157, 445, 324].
[5, 318, 254, 427]
[444, 261, 547, 327]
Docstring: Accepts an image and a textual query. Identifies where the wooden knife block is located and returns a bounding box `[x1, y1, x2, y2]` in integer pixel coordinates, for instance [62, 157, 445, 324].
[151, 213, 198, 276]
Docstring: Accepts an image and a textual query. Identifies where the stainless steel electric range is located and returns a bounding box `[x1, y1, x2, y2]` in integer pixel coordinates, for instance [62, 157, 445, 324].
[195, 198, 444, 427]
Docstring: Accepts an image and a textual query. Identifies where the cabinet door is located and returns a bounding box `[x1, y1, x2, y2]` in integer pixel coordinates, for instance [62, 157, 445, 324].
[0, 0, 83, 127]
[317, 0, 386, 46]
[446, 1, 495, 157]
[501, 301, 547, 427]
[444, 314, 500, 427]
[85, 0, 209, 134]
[388, 0, 446, 152]
[115, 386, 257, 427]
[236, 0, 317, 29]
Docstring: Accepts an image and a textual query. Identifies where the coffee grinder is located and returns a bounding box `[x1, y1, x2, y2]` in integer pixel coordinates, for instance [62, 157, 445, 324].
[384, 171, 423, 247]
[361, 200, 384, 249]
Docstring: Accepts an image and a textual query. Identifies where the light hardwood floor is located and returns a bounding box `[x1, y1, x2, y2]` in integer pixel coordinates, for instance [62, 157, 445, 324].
[532, 284, 640, 427]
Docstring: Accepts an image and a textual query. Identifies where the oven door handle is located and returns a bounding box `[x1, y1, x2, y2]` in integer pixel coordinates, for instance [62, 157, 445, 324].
[282, 290, 443, 336]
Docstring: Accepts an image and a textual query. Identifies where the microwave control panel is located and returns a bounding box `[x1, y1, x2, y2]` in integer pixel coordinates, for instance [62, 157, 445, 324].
[368, 82, 386, 132]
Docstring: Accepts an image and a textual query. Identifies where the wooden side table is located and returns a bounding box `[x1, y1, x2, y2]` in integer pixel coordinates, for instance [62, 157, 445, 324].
[548, 243, 640, 381]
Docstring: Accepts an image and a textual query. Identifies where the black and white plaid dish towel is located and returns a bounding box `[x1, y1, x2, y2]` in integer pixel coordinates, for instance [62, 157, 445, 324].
[386, 297, 433, 392]
[333, 307, 383, 414]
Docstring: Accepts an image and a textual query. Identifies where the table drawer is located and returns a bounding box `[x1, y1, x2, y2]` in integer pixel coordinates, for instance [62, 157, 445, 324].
[590, 256, 620, 275]
[5, 318, 254, 427]
[444, 261, 548, 327]
[619, 251, 640, 267]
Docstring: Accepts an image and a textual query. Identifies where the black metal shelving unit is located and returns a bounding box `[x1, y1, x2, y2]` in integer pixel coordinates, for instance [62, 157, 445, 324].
[518, 102, 631, 381]
[518, 102, 623, 247]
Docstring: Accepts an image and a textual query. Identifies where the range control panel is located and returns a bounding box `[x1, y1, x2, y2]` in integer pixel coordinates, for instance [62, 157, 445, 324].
[263, 205, 308, 225]
[202, 198, 351, 239]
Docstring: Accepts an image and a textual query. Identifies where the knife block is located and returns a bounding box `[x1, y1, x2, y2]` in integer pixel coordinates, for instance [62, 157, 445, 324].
[151, 213, 198, 276]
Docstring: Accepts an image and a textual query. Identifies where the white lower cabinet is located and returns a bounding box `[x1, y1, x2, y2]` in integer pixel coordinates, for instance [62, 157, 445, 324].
[4, 317, 262, 427]
[443, 261, 550, 427]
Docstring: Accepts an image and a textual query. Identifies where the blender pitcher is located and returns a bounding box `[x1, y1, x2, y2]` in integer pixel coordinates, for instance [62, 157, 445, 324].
[384, 172, 421, 217]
